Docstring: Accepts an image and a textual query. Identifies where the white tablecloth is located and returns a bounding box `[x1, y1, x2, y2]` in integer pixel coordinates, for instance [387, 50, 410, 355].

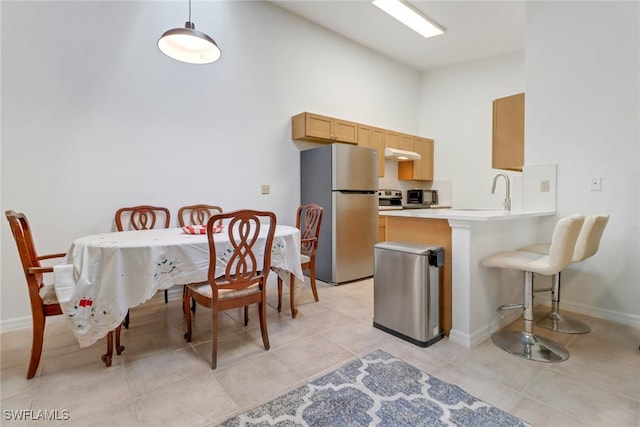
[54, 225, 303, 347]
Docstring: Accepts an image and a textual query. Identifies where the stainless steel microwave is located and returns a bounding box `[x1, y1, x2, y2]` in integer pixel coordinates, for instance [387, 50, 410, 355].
[407, 189, 438, 205]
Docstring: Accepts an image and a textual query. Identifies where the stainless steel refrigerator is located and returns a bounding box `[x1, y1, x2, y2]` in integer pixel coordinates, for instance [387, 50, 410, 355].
[300, 144, 378, 284]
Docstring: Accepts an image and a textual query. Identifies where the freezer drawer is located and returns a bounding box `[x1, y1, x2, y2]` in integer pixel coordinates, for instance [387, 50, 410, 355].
[373, 241, 444, 347]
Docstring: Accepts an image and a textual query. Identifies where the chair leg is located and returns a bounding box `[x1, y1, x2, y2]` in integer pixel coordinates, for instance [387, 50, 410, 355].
[182, 286, 197, 314]
[244, 306, 249, 326]
[123, 310, 130, 329]
[183, 289, 192, 342]
[277, 277, 283, 313]
[309, 265, 319, 302]
[258, 300, 270, 351]
[27, 314, 45, 379]
[534, 271, 591, 334]
[211, 307, 218, 370]
[491, 271, 569, 363]
[164, 289, 169, 304]
[289, 272, 298, 318]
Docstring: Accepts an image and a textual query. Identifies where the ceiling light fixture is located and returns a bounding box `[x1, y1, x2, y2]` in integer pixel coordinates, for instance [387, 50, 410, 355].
[158, 0, 221, 64]
[372, 0, 444, 39]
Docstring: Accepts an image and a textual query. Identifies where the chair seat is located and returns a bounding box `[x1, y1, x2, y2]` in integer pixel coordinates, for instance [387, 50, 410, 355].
[518, 243, 550, 255]
[39, 284, 59, 305]
[300, 254, 310, 264]
[187, 282, 260, 300]
[481, 250, 559, 275]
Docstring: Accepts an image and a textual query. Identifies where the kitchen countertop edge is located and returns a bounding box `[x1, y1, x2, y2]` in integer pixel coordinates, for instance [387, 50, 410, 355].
[379, 209, 556, 222]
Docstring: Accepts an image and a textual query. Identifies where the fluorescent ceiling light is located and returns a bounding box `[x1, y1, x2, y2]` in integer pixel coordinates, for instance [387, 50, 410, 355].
[372, 0, 444, 39]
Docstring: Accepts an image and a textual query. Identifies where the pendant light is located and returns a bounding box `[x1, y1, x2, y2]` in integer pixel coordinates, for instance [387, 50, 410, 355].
[158, 0, 221, 64]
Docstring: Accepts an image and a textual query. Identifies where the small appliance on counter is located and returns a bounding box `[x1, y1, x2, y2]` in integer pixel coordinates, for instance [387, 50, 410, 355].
[378, 189, 403, 211]
[404, 189, 438, 209]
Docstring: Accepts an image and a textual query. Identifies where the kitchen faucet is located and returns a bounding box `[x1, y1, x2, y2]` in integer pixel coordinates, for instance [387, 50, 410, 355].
[491, 173, 511, 212]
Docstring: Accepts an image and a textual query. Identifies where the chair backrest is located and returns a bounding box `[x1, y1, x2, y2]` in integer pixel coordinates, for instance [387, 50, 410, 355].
[178, 204, 223, 227]
[296, 204, 323, 258]
[547, 214, 585, 272]
[572, 214, 609, 262]
[5, 210, 48, 308]
[207, 209, 277, 297]
[114, 205, 170, 231]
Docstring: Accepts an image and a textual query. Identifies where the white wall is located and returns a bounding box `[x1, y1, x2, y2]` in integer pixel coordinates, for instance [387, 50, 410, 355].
[418, 53, 525, 208]
[0, 1, 419, 328]
[525, 1, 639, 325]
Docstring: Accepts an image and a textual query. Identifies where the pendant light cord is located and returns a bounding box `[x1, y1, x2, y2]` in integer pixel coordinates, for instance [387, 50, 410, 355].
[188, 0, 192, 22]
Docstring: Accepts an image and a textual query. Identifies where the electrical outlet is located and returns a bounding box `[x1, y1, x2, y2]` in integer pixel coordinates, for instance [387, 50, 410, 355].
[540, 180, 550, 193]
[261, 184, 270, 195]
[589, 176, 602, 191]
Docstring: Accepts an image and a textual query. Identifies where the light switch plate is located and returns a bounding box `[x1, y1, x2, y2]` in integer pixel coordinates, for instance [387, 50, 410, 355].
[261, 184, 270, 195]
[540, 180, 550, 192]
[589, 176, 602, 191]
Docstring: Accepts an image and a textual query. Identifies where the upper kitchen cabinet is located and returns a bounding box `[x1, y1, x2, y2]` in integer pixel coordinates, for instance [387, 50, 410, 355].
[385, 130, 413, 151]
[292, 112, 358, 144]
[398, 137, 434, 181]
[492, 93, 524, 171]
[358, 124, 385, 177]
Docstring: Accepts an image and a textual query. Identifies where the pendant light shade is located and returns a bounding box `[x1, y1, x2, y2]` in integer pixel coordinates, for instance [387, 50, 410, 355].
[158, 1, 221, 64]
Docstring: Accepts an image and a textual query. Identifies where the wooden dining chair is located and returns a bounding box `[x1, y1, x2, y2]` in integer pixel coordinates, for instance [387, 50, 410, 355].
[114, 205, 171, 327]
[277, 204, 323, 318]
[183, 209, 276, 369]
[5, 210, 122, 378]
[177, 204, 223, 227]
[177, 204, 224, 313]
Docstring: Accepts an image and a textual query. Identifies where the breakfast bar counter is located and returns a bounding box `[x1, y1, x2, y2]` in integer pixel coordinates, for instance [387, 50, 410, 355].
[379, 208, 555, 347]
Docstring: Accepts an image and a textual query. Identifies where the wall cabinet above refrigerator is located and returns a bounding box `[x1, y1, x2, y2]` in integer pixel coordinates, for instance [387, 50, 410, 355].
[292, 112, 358, 144]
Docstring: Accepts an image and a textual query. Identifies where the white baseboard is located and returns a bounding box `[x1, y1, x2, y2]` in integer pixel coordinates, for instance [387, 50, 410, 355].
[554, 300, 640, 329]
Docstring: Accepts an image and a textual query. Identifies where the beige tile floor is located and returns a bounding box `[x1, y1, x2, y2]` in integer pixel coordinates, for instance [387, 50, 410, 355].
[1, 278, 639, 426]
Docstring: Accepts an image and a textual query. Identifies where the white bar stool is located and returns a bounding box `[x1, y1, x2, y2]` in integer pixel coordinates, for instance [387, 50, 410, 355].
[518, 214, 609, 334]
[481, 215, 585, 362]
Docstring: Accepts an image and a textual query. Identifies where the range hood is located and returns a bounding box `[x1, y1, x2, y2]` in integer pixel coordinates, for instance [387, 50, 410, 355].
[384, 147, 421, 161]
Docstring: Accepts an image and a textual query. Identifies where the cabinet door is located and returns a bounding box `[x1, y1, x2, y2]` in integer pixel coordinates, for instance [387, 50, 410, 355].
[378, 215, 386, 243]
[492, 93, 524, 171]
[399, 133, 413, 152]
[305, 113, 334, 140]
[358, 124, 385, 177]
[385, 130, 401, 149]
[333, 118, 358, 144]
[398, 137, 434, 181]
[414, 137, 434, 180]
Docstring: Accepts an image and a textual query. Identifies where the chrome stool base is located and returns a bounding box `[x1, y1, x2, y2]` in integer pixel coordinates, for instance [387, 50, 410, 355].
[491, 330, 569, 363]
[534, 310, 591, 334]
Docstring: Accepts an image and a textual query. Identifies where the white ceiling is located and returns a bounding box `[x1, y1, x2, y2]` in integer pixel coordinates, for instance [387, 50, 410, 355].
[270, 0, 526, 71]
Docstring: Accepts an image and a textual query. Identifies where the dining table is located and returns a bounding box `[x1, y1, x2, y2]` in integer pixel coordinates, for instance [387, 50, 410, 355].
[53, 225, 304, 353]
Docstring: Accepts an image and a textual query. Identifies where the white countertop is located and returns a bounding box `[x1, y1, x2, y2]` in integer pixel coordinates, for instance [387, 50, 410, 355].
[379, 208, 555, 222]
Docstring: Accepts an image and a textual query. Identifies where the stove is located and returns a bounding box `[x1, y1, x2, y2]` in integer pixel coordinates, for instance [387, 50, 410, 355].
[378, 189, 403, 211]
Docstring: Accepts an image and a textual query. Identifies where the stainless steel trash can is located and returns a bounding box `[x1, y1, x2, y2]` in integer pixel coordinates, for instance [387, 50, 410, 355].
[373, 241, 445, 347]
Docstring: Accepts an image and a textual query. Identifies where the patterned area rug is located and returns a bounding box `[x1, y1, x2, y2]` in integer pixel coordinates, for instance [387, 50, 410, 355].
[219, 349, 531, 426]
